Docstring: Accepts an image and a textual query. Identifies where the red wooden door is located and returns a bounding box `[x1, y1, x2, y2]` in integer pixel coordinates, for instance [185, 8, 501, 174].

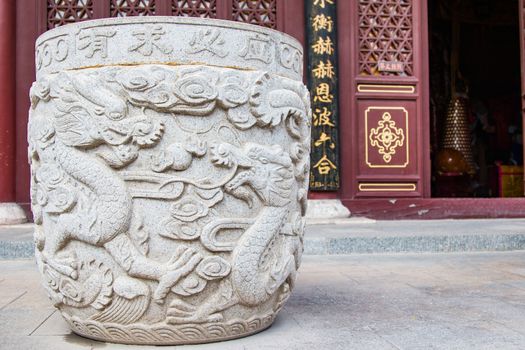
[14, 0, 304, 209]
[338, 0, 430, 201]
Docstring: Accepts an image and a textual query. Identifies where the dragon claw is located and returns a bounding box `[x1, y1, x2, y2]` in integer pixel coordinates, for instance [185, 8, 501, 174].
[153, 247, 203, 303]
[41, 251, 80, 280]
[166, 299, 225, 324]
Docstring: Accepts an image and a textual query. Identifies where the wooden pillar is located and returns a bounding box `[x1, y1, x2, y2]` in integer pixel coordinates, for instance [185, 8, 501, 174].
[0, 0, 16, 203]
[16, 0, 41, 210]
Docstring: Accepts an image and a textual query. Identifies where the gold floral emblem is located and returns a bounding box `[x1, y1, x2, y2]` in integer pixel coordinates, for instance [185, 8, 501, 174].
[369, 112, 405, 163]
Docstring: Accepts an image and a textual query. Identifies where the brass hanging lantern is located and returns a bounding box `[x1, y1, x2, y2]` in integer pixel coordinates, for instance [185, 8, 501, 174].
[439, 7, 476, 176]
[441, 96, 476, 174]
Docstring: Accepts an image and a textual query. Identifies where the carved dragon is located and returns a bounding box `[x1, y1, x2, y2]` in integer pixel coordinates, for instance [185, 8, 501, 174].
[29, 73, 203, 312]
[167, 142, 302, 323]
[28, 66, 310, 328]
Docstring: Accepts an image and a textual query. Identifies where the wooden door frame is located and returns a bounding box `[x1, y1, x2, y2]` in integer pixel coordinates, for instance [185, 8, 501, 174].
[518, 0, 525, 194]
[337, 0, 431, 201]
[15, 0, 38, 214]
[335, 0, 525, 219]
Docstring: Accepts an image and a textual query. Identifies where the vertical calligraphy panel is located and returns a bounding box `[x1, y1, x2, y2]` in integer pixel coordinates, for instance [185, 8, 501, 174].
[306, 0, 340, 191]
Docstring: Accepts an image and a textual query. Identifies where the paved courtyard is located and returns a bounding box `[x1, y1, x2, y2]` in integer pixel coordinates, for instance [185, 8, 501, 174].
[1, 252, 525, 349]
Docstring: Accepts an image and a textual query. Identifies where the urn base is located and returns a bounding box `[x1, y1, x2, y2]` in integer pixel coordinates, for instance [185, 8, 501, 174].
[66, 312, 276, 345]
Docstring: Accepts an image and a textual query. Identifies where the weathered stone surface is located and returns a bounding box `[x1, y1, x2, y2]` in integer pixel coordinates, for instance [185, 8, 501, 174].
[28, 17, 310, 345]
[0, 203, 27, 225]
[305, 199, 351, 223]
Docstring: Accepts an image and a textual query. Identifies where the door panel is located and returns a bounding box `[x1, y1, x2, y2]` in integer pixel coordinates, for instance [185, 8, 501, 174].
[356, 99, 421, 197]
[358, 100, 416, 172]
[338, 0, 430, 200]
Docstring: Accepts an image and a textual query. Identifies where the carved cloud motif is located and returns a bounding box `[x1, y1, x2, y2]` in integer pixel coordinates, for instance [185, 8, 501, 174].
[29, 61, 310, 345]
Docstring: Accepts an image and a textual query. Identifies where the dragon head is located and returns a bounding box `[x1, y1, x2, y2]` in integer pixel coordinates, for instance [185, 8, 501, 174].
[211, 142, 294, 207]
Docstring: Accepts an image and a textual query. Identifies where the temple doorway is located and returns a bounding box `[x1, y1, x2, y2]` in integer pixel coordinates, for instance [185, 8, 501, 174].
[428, 0, 523, 198]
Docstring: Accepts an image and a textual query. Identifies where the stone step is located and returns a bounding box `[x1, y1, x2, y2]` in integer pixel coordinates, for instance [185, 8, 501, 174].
[0, 223, 34, 260]
[2, 219, 525, 259]
[305, 218, 525, 255]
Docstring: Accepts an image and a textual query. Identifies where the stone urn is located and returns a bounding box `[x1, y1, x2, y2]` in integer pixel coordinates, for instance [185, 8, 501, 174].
[28, 17, 310, 345]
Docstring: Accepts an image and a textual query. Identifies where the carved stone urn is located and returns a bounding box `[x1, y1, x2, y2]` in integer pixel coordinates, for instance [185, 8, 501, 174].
[28, 17, 310, 345]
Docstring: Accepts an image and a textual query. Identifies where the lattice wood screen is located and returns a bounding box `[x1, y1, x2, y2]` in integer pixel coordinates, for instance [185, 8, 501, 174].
[47, 0, 94, 29]
[232, 0, 277, 28]
[47, 0, 278, 29]
[111, 0, 156, 17]
[358, 0, 414, 76]
[172, 0, 217, 18]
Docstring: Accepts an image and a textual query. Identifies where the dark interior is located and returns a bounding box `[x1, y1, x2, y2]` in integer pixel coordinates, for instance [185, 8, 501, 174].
[428, 0, 523, 197]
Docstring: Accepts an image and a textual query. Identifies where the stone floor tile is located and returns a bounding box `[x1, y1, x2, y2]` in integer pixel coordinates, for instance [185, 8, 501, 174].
[1, 253, 525, 349]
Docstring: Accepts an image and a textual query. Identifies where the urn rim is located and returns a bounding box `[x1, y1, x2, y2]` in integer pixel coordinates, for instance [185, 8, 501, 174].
[37, 16, 302, 48]
[35, 16, 304, 81]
